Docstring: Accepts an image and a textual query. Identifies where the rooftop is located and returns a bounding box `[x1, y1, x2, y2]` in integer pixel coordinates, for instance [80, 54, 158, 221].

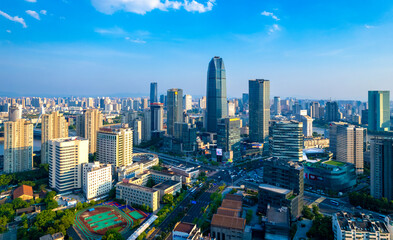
[217, 207, 240, 217]
[336, 212, 389, 234]
[13, 185, 33, 199]
[211, 214, 245, 231]
[259, 184, 291, 195]
[173, 222, 196, 234]
[221, 199, 242, 211]
[225, 194, 242, 202]
[117, 182, 158, 193]
[153, 180, 180, 190]
[265, 206, 290, 227]
[324, 160, 345, 167]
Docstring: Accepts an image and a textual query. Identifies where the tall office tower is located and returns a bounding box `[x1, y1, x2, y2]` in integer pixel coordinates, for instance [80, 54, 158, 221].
[133, 119, 142, 146]
[329, 122, 364, 174]
[309, 102, 320, 119]
[242, 93, 249, 105]
[41, 111, 69, 164]
[48, 137, 88, 193]
[82, 162, 112, 200]
[301, 115, 313, 137]
[249, 79, 270, 150]
[199, 96, 206, 109]
[273, 96, 281, 115]
[368, 91, 390, 132]
[217, 117, 241, 162]
[325, 101, 340, 122]
[272, 121, 303, 162]
[76, 109, 103, 154]
[142, 109, 151, 141]
[174, 122, 197, 152]
[150, 82, 158, 103]
[362, 110, 369, 125]
[133, 99, 141, 111]
[184, 95, 192, 111]
[97, 127, 133, 167]
[150, 103, 164, 132]
[370, 134, 393, 200]
[293, 102, 301, 115]
[142, 98, 149, 109]
[206, 56, 227, 133]
[167, 88, 183, 135]
[159, 94, 166, 106]
[3, 119, 33, 173]
[8, 104, 22, 121]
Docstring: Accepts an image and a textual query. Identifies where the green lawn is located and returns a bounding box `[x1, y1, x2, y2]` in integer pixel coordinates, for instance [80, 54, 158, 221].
[324, 160, 345, 167]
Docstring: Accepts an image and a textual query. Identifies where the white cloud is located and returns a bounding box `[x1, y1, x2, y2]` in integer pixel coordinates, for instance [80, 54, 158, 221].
[91, 0, 215, 15]
[40, 10, 47, 15]
[25, 0, 37, 2]
[6, 29, 11, 33]
[26, 10, 40, 20]
[268, 24, 280, 33]
[261, 10, 279, 21]
[125, 37, 146, 44]
[364, 24, 375, 29]
[0, 10, 27, 28]
[95, 27, 127, 35]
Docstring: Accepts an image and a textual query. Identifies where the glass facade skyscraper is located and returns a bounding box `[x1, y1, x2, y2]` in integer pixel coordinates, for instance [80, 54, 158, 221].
[271, 120, 304, 162]
[150, 82, 158, 104]
[249, 79, 270, 147]
[167, 88, 183, 136]
[206, 56, 227, 133]
[368, 90, 390, 132]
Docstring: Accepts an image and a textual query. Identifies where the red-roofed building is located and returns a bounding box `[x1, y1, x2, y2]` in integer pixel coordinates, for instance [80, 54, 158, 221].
[13, 185, 33, 201]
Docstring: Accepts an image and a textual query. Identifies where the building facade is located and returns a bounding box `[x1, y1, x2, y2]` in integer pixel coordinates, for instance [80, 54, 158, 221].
[48, 137, 89, 193]
[271, 121, 304, 162]
[167, 88, 183, 136]
[217, 117, 241, 162]
[82, 162, 112, 200]
[368, 91, 390, 132]
[4, 119, 33, 173]
[41, 111, 68, 164]
[206, 56, 227, 133]
[76, 109, 103, 154]
[150, 82, 158, 103]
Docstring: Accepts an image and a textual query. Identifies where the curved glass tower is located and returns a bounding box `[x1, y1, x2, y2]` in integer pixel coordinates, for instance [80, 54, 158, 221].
[206, 56, 227, 132]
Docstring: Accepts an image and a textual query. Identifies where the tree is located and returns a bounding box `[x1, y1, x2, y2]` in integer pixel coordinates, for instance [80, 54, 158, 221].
[302, 206, 314, 220]
[146, 178, 155, 188]
[137, 232, 147, 240]
[102, 229, 124, 240]
[162, 194, 174, 204]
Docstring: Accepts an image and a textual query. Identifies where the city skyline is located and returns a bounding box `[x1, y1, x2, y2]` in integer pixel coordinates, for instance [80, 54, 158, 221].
[1, 0, 393, 99]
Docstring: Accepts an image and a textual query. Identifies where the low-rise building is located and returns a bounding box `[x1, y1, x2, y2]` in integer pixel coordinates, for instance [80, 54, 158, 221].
[116, 182, 159, 211]
[172, 222, 203, 240]
[82, 162, 112, 200]
[262, 206, 290, 240]
[153, 180, 182, 200]
[13, 185, 33, 201]
[333, 211, 390, 240]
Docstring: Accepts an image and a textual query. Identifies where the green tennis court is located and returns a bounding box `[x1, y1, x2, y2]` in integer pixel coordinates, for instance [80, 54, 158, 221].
[130, 211, 144, 220]
[85, 211, 114, 223]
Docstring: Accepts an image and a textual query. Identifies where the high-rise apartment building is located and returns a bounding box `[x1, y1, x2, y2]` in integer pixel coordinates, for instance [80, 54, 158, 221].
[206, 56, 227, 132]
[273, 96, 281, 116]
[368, 91, 390, 132]
[76, 109, 103, 154]
[183, 94, 192, 111]
[150, 103, 164, 132]
[133, 119, 142, 146]
[82, 162, 112, 200]
[142, 109, 151, 141]
[150, 82, 158, 103]
[370, 133, 393, 200]
[271, 121, 303, 162]
[8, 104, 22, 121]
[325, 101, 340, 122]
[249, 79, 270, 151]
[41, 111, 68, 164]
[97, 127, 133, 167]
[329, 122, 364, 174]
[309, 102, 321, 119]
[199, 96, 206, 110]
[167, 88, 183, 135]
[3, 119, 34, 173]
[48, 137, 89, 193]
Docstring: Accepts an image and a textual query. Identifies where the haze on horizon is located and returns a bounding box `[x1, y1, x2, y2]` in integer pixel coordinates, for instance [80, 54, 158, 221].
[1, 0, 393, 100]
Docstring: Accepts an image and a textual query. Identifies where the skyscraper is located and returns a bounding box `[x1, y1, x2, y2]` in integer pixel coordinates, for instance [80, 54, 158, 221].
[49, 137, 88, 193]
[4, 119, 33, 173]
[183, 94, 192, 111]
[76, 109, 103, 154]
[273, 96, 281, 116]
[249, 79, 270, 148]
[167, 88, 183, 135]
[329, 122, 364, 174]
[325, 101, 340, 122]
[41, 111, 68, 164]
[150, 82, 158, 104]
[370, 133, 393, 200]
[151, 103, 164, 132]
[368, 91, 390, 132]
[271, 121, 304, 162]
[206, 56, 227, 132]
[217, 117, 241, 162]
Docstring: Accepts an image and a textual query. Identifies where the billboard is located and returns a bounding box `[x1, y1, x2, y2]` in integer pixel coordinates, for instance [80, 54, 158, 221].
[216, 148, 223, 156]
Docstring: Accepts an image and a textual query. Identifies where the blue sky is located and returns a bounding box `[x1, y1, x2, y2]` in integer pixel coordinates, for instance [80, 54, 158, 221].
[1, 0, 393, 100]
